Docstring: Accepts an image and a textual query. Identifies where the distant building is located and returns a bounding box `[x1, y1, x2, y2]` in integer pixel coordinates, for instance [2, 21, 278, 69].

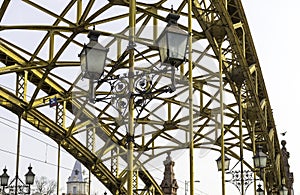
[160, 152, 178, 195]
[65, 160, 89, 195]
[63, 154, 179, 195]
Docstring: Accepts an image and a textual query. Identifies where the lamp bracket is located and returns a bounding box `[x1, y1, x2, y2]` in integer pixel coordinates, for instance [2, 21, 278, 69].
[225, 160, 258, 195]
[226, 169, 257, 195]
[126, 133, 135, 144]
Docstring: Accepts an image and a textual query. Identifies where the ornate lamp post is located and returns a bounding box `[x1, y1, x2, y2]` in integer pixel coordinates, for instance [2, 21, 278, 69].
[79, 11, 188, 195]
[216, 156, 260, 195]
[0, 165, 35, 195]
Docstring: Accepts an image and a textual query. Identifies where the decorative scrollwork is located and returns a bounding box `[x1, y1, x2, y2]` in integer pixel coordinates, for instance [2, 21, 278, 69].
[113, 78, 129, 96]
[134, 74, 152, 93]
[96, 63, 175, 117]
[226, 169, 256, 194]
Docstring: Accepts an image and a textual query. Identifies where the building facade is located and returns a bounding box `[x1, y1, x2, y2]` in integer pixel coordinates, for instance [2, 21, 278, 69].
[65, 160, 89, 195]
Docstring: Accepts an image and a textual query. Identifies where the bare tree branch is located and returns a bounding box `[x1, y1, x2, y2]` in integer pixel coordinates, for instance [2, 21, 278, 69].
[34, 176, 57, 195]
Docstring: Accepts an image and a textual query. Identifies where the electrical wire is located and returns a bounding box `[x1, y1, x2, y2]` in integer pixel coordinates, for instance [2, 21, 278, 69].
[0, 117, 68, 154]
[0, 85, 209, 194]
[0, 147, 72, 171]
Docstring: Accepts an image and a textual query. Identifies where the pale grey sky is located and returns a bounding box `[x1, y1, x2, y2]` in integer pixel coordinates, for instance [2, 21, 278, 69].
[243, 0, 299, 194]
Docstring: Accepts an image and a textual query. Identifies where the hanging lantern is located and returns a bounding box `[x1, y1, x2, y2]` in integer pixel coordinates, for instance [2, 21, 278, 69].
[157, 12, 188, 68]
[216, 154, 231, 171]
[253, 145, 268, 169]
[24, 164, 35, 185]
[0, 167, 9, 187]
[79, 30, 109, 80]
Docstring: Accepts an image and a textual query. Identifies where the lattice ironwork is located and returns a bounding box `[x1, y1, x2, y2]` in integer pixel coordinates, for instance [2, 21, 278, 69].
[111, 148, 119, 178]
[56, 101, 66, 128]
[226, 169, 256, 194]
[16, 72, 27, 101]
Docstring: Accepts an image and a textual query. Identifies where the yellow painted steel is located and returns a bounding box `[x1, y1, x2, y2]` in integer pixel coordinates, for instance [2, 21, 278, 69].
[0, 0, 290, 194]
[128, 0, 136, 194]
[219, 44, 226, 195]
[238, 88, 245, 195]
[56, 143, 61, 195]
[188, 0, 195, 195]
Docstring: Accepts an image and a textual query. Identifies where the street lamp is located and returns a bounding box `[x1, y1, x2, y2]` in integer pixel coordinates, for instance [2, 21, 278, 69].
[184, 180, 200, 195]
[79, 30, 109, 103]
[279, 185, 288, 195]
[216, 154, 231, 171]
[24, 165, 35, 185]
[253, 146, 268, 169]
[217, 158, 257, 195]
[256, 184, 264, 195]
[0, 165, 35, 194]
[79, 11, 188, 195]
[79, 30, 109, 80]
[156, 12, 189, 68]
[0, 167, 9, 187]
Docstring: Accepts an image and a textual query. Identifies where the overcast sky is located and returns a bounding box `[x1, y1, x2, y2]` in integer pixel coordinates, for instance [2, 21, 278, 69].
[243, 0, 299, 194]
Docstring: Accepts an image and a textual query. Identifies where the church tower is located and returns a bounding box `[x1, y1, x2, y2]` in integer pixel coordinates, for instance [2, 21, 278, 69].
[66, 160, 89, 195]
[160, 152, 178, 195]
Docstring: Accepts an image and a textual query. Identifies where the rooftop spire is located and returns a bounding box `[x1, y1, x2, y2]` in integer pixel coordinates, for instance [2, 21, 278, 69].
[68, 160, 84, 182]
[160, 152, 178, 195]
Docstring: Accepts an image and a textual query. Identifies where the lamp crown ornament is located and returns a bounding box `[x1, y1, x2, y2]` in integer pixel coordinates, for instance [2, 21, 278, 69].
[256, 184, 264, 195]
[166, 13, 180, 26]
[87, 30, 101, 42]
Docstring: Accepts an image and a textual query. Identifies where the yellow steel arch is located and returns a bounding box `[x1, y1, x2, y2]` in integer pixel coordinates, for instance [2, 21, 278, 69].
[0, 0, 290, 194]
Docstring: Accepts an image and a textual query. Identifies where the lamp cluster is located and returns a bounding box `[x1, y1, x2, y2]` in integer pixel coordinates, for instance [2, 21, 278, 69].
[216, 146, 289, 195]
[78, 12, 188, 104]
[216, 145, 268, 195]
[0, 165, 35, 195]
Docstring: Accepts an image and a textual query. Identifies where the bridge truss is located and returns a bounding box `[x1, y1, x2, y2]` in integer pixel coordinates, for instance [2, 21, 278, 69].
[0, 0, 290, 194]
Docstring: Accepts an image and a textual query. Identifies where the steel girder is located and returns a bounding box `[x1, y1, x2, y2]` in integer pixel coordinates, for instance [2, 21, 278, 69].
[191, 0, 286, 191]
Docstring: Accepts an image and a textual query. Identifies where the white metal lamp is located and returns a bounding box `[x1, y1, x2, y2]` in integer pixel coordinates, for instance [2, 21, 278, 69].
[216, 154, 231, 171]
[79, 30, 109, 80]
[157, 12, 188, 68]
[253, 145, 268, 169]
